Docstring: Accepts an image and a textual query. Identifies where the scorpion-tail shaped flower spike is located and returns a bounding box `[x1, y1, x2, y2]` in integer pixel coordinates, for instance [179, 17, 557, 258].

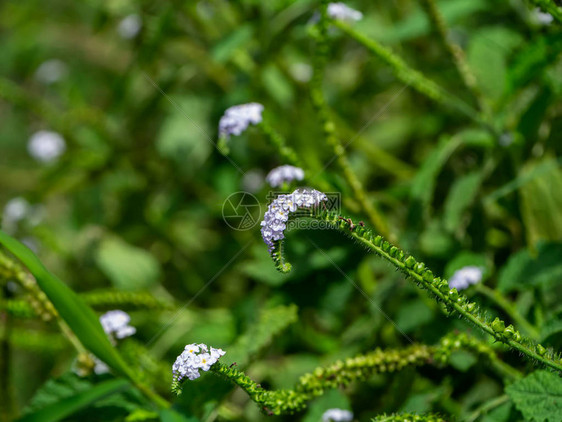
[172, 343, 225, 386]
[322, 408, 354, 422]
[448, 266, 483, 291]
[266, 165, 305, 188]
[327, 3, 363, 22]
[261, 188, 328, 253]
[218, 103, 264, 140]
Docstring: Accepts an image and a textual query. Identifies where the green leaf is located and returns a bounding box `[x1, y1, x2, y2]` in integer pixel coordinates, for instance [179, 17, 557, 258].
[467, 27, 523, 104]
[96, 236, 162, 290]
[410, 135, 463, 210]
[0, 231, 133, 379]
[443, 171, 482, 233]
[498, 242, 562, 293]
[506, 370, 562, 422]
[18, 378, 130, 422]
[518, 158, 562, 247]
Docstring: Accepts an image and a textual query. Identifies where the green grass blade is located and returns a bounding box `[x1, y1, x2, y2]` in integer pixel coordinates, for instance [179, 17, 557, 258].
[17, 379, 130, 422]
[0, 230, 133, 379]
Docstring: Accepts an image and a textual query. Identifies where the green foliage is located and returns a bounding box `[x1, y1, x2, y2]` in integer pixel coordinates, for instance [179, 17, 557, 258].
[506, 370, 562, 422]
[371, 413, 446, 422]
[1, 0, 561, 420]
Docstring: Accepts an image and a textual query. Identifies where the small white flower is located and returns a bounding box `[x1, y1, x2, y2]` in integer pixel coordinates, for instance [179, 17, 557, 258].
[93, 358, 110, 375]
[534, 8, 553, 25]
[3, 197, 30, 225]
[448, 266, 483, 291]
[218, 103, 264, 140]
[322, 408, 354, 422]
[118, 14, 142, 39]
[242, 169, 265, 193]
[99, 310, 136, 341]
[172, 342, 225, 384]
[261, 188, 327, 253]
[327, 3, 363, 23]
[266, 165, 305, 188]
[28, 130, 66, 163]
[35, 59, 68, 85]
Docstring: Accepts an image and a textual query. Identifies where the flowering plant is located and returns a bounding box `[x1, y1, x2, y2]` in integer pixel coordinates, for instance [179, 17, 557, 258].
[1, 0, 561, 421]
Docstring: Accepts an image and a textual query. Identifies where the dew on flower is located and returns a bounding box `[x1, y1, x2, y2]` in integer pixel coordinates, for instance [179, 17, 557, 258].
[266, 165, 305, 188]
[448, 266, 483, 291]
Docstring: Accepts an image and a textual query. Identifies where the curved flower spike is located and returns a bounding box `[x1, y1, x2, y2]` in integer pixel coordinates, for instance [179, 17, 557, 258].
[260, 188, 327, 272]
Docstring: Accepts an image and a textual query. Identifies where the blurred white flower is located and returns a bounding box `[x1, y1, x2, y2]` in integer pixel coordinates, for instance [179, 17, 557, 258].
[266, 165, 305, 188]
[93, 358, 110, 375]
[173, 343, 225, 383]
[118, 14, 142, 39]
[34, 59, 68, 85]
[534, 8, 553, 25]
[218, 103, 264, 140]
[27, 130, 66, 163]
[327, 3, 363, 23]
[3, 197, 30, 228]
[290, 62, 313, 83]
[322, 408, 354, 422]
[99, 310, 136, 340]
[448, 266, 483, 291]
[242, 169, 265, 193]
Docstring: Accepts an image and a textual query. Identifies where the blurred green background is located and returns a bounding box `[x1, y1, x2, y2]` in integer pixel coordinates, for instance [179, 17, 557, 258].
[1, 0, 561, 421]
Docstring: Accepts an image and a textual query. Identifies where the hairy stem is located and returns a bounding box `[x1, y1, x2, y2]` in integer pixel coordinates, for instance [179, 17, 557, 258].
[269, 211, 562, 373]
[332, 20, 486, 129]
[202, 332, 518, 415]
[311, 3, 392, 240]
[474, 284, 540, 340]
[420, 0, 486, 113]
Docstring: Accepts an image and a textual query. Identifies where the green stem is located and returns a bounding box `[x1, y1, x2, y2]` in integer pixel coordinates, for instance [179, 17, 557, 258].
[466, 394, 510, 422]
[474, 284, 540, 340]
[311, 3, 392, 240]
[420, 0, 487, 114]
[196, 331, 518, 415]
[259, 120, 303, 169]
[332, 20, 485, 127]
[270, 211, 562, 373]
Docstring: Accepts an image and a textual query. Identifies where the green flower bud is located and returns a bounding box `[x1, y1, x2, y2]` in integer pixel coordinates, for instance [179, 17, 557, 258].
[536, 344, 546, 356]
[382, 241, 391, 252]
[491, 317, 505, 333]
[423, 270, 434, 283]
[405, 256, 416, 268]
[504, 324, 516, 339]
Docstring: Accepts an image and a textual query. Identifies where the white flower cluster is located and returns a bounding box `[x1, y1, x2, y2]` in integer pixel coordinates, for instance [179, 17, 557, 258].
[327, 3, 363, 22]
[534, 8, 553, 25]
[218, 103, 264, 139]
[266, 165, 305, 188]
[261, 188, 327, 252]
[100, 310, 136, 341]
[28, 130, 66, 163]
[118, 14, 142, 39]
[322, 408, 354, 422]
[172, 343, 225, 382]
[448, 266, 483, 291]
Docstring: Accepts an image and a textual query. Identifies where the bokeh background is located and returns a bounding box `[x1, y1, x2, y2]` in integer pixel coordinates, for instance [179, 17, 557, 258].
[1, 0, 561, 421]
